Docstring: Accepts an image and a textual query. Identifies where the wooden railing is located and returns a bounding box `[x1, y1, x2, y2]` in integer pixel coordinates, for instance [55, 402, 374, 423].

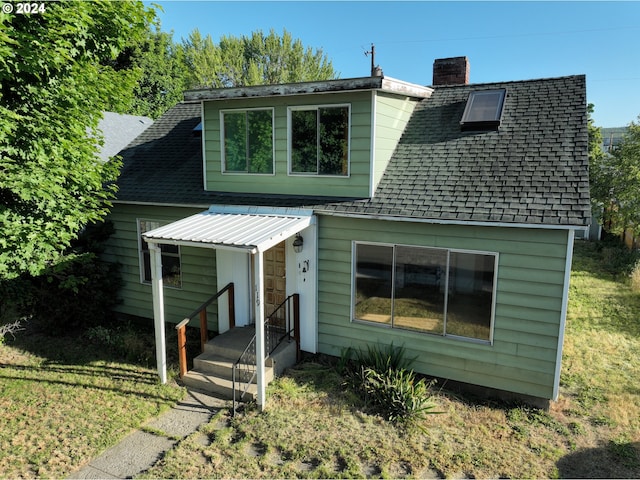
[175, 282, 235, 379]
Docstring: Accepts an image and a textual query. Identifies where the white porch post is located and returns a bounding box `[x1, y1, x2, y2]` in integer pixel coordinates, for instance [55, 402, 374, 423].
[149, 243, 167, 384]
[253, 250, 266, 409]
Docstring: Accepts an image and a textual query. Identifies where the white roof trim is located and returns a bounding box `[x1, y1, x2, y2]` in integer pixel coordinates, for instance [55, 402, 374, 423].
[184, 76, 432, 101]
[142, 208, 315, 253]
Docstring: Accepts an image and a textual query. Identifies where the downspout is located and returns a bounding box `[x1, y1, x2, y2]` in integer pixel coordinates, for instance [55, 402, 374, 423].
[253, 251, 267, 409]
[149, 243, 168, 384]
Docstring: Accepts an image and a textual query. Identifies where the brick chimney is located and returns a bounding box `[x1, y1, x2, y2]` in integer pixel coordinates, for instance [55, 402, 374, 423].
[432, 57, 469, 86]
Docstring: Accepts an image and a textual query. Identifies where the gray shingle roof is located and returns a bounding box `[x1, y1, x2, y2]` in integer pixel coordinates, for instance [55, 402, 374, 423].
[319, 75, 590, 226]
[98, 112, 153, 162]
[115, 102, 338, 208]
[115, 75, 590, 228]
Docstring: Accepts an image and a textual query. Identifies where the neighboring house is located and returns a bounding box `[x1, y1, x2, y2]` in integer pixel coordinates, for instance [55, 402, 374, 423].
[102, 57, 590, 409]
[97, 112, 153, 162]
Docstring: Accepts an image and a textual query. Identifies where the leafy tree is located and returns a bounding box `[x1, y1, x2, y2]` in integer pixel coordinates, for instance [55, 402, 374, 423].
[589, 104, 640, 236]
[588, 104, 609, 226]
[607, 117, 640, 235]
[114, 27, 189, 119]
[183, 28, 337, 89]
[0, 1, 155, 279]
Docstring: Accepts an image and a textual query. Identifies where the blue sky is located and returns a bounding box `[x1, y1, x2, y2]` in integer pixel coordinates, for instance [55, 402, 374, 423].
[152, 1, 640, 128]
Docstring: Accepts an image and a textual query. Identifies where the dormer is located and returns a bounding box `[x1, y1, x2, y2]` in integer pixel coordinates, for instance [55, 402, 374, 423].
[184, 77, 432, 198]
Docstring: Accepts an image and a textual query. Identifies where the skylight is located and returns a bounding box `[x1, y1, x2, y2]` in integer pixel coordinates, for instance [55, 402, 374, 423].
[460, 89, 506, 130]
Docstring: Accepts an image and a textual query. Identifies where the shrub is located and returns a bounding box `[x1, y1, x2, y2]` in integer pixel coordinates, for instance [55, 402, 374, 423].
[631, 260, 640, 293]
[84, 323, 156, 365]
[0, 276, 35, 343]
[340, 343, 439, 429]
[597, 238, 640, 276]
[357, 366, 439, 427]
[341, 342, 416, 373]
[31, 252, 122, 333]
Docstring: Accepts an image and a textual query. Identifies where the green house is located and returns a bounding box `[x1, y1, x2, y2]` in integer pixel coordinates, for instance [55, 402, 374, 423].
[103, 57, 590, 408]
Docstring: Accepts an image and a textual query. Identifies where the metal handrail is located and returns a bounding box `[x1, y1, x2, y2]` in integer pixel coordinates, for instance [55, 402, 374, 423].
[232, 294, 300, 415]
[232, 335, 257, 414]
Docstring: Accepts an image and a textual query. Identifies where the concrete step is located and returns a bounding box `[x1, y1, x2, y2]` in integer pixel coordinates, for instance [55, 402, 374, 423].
[192, 353, 274, 383]
[203, 326, 256, 359]
[181, 371, 258, 401]
[183, 326, 298, 401]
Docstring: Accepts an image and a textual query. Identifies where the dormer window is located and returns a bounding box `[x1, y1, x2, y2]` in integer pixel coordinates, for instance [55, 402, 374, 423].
[460, 89, 505, 130]
[289, 105, 350, 176]
[221, 108, 274, 174]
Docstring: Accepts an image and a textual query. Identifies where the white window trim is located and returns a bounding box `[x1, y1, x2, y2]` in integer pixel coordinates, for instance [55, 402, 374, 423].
[287, 103, 351, 177]
[219, 107, 276, 176]
[137, 218, 182, 289]
[351, 241, 498, 345]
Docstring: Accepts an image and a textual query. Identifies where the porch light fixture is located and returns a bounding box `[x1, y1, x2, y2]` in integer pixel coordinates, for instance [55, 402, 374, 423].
[293, 234, 304, 253]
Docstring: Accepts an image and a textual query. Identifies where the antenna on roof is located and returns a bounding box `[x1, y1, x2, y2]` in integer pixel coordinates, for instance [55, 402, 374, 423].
[365, 43, 383, 77]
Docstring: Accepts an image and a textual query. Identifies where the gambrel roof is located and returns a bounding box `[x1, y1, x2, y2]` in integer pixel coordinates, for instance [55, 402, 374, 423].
[114, 75, 590, 228]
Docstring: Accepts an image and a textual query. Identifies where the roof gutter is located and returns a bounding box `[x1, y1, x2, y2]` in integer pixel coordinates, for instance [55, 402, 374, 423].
[113, 200, 213, 209]
[314, 209, 590, 233]
[112, 200, 589, 233]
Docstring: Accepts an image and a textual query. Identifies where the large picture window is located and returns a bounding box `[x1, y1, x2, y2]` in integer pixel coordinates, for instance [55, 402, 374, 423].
[222, 109, 274, 174]
[353, 243, 497, 343]
[290, 105, 349, 176]
[139, 220, 182, 288]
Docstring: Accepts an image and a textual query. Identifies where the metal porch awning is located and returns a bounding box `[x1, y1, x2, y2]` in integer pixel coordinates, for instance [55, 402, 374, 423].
[143, 206, 315, 253]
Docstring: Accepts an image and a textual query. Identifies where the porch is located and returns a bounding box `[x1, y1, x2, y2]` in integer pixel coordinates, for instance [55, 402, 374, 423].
[175, 284, 301, 411]
[143, 206, 317, 411]
[180, 325, 299, 404]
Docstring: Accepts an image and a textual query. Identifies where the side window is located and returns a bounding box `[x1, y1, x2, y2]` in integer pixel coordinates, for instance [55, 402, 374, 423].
[290, 105, 349, 176]
[353, 242, 496, 343]
[139, 220, 182, 288]
[222, 109, 274, 174]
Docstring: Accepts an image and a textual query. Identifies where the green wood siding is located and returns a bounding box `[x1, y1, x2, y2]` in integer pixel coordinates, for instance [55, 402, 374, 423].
[316, 215, 570, 399]
[102, 204, 219, 330]
[203, 92, 373, 197]
[373, 92, 421, 190]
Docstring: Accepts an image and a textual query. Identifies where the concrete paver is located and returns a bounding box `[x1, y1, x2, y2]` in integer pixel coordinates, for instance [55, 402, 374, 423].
[68, 389, 228, 479]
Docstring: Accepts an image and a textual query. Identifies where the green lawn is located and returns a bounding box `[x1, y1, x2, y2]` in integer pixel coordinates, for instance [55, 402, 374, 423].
[1, 240, 639, 478]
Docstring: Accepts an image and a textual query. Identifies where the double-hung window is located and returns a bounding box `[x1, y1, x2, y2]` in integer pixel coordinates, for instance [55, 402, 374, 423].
[222, 108, 274, 174]
[353, 242, 497, 343]
[138, 220, 182, 288]
[289, 105, 350, 176]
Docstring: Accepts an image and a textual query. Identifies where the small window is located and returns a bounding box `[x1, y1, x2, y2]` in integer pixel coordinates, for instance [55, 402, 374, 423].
[139, 220, 182, 288]
[290, 105, 350, 176]
[353, 242, 497, 343]
[460, 89, 505, 130]
[222, 109, 274, 174]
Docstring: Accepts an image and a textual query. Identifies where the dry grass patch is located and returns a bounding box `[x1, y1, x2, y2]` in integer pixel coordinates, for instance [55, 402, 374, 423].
[144, 240, 640, 479]
[0, 324, 184, 478]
